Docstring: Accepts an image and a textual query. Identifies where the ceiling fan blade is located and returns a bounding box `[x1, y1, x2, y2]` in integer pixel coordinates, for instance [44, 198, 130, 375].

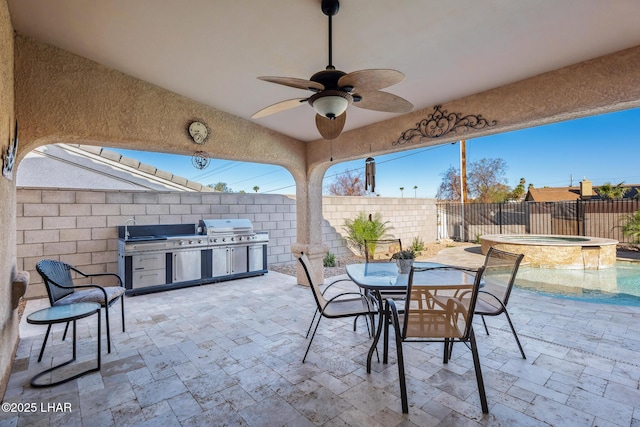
[257, 76, 324, 92]
[316, 113, 346, 140]
[251, 98, 307, 119]
[338, 69, 405, 92]
[352, 91, 414, 113]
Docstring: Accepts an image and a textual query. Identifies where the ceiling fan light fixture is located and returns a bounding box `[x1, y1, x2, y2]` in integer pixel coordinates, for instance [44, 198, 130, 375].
[309, 91, 351, 120]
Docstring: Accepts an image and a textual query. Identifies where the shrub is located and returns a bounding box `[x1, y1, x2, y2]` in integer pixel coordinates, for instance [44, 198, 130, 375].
[410, 236, 425, 253]
[620, 209, 640, 245]
[323, 252, 336, 267]
[343, 212, 394, 256]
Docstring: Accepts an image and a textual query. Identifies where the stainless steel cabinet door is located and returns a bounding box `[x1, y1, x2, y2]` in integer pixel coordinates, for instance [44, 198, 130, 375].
[231, 246, 248, 274]
[173, 250, 201, 282]
[248, 244, 265, 272]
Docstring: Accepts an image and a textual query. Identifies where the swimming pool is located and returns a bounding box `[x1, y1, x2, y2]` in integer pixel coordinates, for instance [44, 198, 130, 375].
[514, 261, 640, 306]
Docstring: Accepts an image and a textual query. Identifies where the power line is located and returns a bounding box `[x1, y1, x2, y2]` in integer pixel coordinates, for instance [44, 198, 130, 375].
[323, 144, 450, 181]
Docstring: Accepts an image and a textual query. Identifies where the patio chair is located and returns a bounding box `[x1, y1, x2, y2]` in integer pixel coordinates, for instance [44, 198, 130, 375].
[35, 260, 125, 356]
[298, 253, 377, 363]
[475, 247, 526, 359]
[387, 264, 488, 414]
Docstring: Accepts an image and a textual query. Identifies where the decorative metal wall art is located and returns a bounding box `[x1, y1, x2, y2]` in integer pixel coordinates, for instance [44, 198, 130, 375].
[365, 157, 376, 193]
[392, 105, 496, 146]
[192, 151, 210, 170]
[2, 120, 18, 180]
[186, 119, 211, 170]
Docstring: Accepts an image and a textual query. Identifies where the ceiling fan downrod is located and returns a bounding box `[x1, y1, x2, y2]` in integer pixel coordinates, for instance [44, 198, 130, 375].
[321, 0, 340, 70]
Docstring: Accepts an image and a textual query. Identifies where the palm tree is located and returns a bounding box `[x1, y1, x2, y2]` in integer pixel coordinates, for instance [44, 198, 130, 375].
[596, 182, 628, 200]
[413, 185, 418, 197]
[400, 187, 404, 198]
[620, 209, 640, 245]
[253, 186, 259, 193]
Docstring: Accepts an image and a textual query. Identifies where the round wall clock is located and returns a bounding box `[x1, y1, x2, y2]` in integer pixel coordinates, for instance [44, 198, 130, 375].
[188, 121, 208, 144]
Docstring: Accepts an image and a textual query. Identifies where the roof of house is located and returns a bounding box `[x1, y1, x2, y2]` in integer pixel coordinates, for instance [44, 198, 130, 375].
[16, 144, 214, 192]
[525, 185, 639, 202]
[525, 187, 588, 202]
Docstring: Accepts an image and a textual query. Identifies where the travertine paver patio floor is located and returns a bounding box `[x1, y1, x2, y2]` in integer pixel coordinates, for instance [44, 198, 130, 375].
[2, 250, 640, 426]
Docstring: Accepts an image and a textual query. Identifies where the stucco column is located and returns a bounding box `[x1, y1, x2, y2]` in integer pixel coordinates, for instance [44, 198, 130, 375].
[291, 166, 328, 286]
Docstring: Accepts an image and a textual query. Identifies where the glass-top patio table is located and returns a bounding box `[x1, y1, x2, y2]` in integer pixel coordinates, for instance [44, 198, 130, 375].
[346, 262, 477, 372]
[27, 302, 102, 387]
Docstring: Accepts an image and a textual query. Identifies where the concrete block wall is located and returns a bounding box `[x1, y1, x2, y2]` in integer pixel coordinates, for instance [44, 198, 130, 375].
[322, 196, 438, 255]
[17, 188, 438, 299]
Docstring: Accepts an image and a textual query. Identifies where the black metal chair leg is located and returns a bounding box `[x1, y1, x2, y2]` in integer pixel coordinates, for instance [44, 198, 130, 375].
[121, 296, 125, 332]
[306, 310, 319, 338]
[104, 305, 112, 353]
[62, 321, 70, 341]
[303, 315, 323, 363]
[443, 338, 450, 363]
[391, 313, 408, 413]
[504, 310, 526, 359]
[470, 329, 489, 414]
[481, 315, 489, 335]
[37, 324, 52, 363]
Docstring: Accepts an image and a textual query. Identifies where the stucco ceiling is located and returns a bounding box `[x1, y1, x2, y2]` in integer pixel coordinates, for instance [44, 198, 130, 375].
[8, 0, 640, 142]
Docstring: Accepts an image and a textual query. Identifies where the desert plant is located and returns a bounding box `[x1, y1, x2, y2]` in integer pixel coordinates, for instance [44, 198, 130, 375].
[343, 212, 394, 256]
[391, 249, 416, 260]
[323, 252, 336, 267]
[620, 209, 640, 245]
[410, 236, 425, 253]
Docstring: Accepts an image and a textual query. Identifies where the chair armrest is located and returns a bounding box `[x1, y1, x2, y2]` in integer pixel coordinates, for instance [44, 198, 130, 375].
[325, 291, 371, 304]
[322, 278, 358, 296]
[68, 266, 123, 286]
[445, 297, 470, 331]
[477, 289, 506, 309]
[386, 299, 403, 336]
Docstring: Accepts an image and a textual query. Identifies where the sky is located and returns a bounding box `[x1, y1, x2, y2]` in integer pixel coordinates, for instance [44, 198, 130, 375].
[108, 107, 640, 198]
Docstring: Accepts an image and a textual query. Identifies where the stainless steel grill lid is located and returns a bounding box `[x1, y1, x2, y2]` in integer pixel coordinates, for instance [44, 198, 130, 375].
[199, 218, 253, 235]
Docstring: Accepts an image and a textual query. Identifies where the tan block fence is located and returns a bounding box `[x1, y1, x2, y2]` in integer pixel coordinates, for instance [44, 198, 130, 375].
[16, 189, 438, 299]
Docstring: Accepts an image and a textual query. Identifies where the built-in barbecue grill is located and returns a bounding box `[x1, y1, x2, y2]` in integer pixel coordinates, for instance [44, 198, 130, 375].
[118, 219, 269, 295]
[199, 219, 268, 245]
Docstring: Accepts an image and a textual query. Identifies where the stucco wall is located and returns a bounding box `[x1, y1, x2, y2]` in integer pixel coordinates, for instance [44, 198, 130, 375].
[0, 0, 18, 400]
[16, 188, 437, 299]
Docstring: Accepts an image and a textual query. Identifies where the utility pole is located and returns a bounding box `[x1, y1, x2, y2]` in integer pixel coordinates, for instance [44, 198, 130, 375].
[460, 140, 468, 203]
[460, 140, 467, 241]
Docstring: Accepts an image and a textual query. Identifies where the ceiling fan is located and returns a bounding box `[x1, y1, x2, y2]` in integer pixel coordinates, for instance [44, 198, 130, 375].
[251, 0, 413, 140]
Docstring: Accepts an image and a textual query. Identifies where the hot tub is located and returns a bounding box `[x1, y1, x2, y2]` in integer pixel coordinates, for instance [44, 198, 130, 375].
[480, 234, 618, 269]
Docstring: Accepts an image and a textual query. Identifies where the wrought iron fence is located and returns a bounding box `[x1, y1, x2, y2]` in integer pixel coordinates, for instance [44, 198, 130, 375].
[437, 199, 640, 243]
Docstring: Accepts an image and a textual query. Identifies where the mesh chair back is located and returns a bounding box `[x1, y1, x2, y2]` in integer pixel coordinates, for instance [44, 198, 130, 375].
[401, 265, 485, 340]
[36, 260, 75, 305]
[298, 253, 327, 312]
[481, 248, 524, 308]
[364, 239, 402, 262]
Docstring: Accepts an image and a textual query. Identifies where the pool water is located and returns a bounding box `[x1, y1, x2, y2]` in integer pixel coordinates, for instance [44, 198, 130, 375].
[514, 261, 640, 306]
